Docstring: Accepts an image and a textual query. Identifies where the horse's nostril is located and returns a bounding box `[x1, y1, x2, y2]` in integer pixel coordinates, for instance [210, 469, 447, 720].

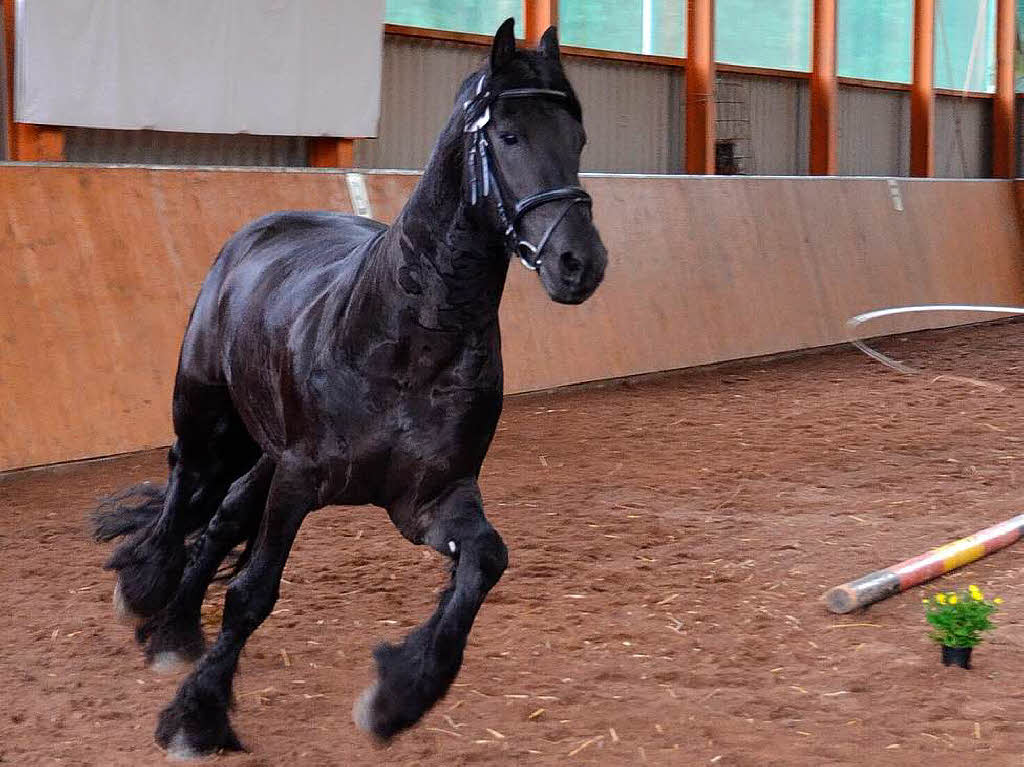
[560, 251, 582, 274]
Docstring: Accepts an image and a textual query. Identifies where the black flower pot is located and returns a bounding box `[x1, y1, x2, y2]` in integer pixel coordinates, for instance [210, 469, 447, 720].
[941, 645, 972, 669]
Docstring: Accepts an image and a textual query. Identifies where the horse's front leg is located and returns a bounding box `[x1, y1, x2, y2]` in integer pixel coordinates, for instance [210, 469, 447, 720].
[153, 461, 315, 759]
[355, 478, 508, 740]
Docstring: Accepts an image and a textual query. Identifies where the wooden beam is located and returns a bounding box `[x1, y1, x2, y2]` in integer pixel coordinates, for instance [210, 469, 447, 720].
[993, 0, 1016, 178]
[685, 0, 715, 174]
[809, 0, 837, 175]
[523, 0, 558, 46]
[2, 0, 64, 161]
[3, 0, 14, 160]
[307, 138, 355, 168]
[910, 0, 935, 177]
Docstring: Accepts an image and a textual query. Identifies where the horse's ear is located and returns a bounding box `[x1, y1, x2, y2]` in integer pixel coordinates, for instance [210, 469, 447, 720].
[538, 26, 560, 63]
[491, 17, 516, 71]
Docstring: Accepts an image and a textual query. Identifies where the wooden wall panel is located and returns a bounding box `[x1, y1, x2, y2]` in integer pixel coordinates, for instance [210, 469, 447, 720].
[1, 167, 353, 470]
[2, 167, 1023, 471]
[499, 176, 1024, 392]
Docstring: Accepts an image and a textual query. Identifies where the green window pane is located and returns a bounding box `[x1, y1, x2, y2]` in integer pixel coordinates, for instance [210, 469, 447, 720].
[715, 0, 811, 72]
[385, 0, 523, 37]
[837, 0, 913, 83]
[935, 0, 995, 92]
[558, 1, 686, 57]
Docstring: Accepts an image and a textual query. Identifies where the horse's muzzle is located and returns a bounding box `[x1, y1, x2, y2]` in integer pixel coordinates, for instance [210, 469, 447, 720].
[541, 242, 607, 305]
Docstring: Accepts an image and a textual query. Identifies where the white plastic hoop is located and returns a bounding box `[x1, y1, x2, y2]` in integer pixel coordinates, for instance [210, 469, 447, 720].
[847, 304, 1024, 382]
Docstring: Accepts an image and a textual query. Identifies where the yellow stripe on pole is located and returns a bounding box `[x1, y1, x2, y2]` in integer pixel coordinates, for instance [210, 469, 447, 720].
[937, 538, 987, 571]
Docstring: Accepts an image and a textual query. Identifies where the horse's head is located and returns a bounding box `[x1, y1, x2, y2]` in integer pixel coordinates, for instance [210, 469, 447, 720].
[459, 18, 607, 305]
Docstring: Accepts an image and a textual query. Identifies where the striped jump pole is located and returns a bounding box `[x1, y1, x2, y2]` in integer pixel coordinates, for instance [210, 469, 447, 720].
[823, 515, 1024, 614]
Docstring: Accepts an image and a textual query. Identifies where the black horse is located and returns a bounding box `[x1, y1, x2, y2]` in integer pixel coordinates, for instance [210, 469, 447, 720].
[92, 19, 606, 758]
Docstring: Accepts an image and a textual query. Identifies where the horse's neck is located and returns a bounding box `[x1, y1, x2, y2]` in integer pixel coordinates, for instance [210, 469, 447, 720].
[371, 117, 510, 335]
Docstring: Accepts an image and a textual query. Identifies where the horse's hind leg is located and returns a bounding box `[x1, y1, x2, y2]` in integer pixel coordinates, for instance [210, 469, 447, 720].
[155, 460, 316, 757]
[137, 455, 275, 672]
[355, 478, 507, 740]
[106, 381, 257, 621]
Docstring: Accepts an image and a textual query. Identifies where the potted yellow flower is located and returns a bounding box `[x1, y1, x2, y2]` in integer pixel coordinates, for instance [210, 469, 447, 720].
[923, 585, 1003, 669]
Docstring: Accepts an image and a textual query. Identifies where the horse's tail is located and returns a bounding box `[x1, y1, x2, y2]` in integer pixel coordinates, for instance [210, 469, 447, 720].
[92, 479, 252, 583]
[91, 482, 167, 542]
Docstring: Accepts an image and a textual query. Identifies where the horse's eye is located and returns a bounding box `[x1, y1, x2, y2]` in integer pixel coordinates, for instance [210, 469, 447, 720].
[499, 132, 519, 146]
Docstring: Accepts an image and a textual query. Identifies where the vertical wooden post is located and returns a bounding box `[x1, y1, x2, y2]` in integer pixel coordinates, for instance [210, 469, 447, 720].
[307, 138, 355, 168]
[524, 0, 558, 45]
[2, 0, 64, 161]
[993, 0, 1016, 178]
[910, 0, 935, 177]
[3, 0, 16, 159]
[809, 0, 837, 175]
[685, 0, 715, 174]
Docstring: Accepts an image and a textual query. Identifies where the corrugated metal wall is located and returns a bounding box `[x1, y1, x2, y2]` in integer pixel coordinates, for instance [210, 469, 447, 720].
[837, 85, 910, 176]
[354, 36, 682, 173]
[934, 95, 990, 178]
[836, 86, 993, 178]
[354, 38, 484, 170]
[562, 57, 680, 173]
[64, 129, 307, 166]
[1018, 97, 1024, 177]
[356, 40, 807, 175]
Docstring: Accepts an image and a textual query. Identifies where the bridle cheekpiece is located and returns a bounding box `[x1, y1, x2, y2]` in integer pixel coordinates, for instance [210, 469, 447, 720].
[462, 74, 592, 271]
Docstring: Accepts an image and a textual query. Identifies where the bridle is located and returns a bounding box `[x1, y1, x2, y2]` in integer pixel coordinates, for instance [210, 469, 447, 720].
[462, 75, 592, 271]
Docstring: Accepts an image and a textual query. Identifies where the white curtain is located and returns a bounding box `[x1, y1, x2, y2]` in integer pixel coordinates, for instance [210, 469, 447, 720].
[15, 0, 384, 137]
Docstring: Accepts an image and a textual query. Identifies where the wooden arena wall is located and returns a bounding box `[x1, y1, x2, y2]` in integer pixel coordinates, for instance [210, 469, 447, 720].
[3, 166, 1023, 471]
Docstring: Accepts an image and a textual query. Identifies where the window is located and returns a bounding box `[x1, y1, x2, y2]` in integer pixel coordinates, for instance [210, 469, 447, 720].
[385, 0, 523, 37]
[559, 0, 686, 57]
[837, 0, 913, 83]
[715, 0, 811, 71]
[935, 0, 995, 93]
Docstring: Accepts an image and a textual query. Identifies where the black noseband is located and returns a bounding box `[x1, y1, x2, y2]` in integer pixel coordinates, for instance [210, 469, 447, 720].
[463, 75, 593, 271]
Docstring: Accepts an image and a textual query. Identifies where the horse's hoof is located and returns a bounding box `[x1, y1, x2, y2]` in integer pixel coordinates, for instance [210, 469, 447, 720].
[113, 580, 143, 625]
[156, 684, 244, 759]
[353, 681, 381, 735]
[156, 721, 243, 760]
[138, 610, 206, 670]
[164, 730, 217, 761]
[149, 651, 193, 675]
[353, 681, 394, 747]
